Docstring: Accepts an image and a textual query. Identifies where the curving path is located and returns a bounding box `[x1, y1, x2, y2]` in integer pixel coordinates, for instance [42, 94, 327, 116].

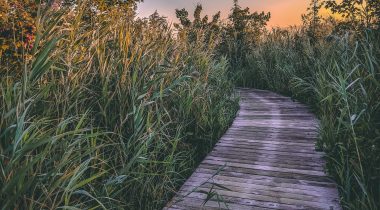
[165, 89, 341, 210]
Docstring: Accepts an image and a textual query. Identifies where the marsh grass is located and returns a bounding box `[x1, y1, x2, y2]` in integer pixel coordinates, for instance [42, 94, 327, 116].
[177, 164, 230, 209]
[2, 2, 379, 210]
[241, 28, 380, 209]
[0, 6, 238, 209]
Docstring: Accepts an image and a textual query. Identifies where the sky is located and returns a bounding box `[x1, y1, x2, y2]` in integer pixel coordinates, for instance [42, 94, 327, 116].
[136, 0, 312, 28]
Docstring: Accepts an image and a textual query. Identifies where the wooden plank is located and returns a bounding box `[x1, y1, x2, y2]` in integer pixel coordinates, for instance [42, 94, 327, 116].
[170, 197, 275, 210]
[220, 135, 316, 143]
[198, 164, 334, 183]
[221, 135, 318, 144]
[229, 124, 318, 130]
[200, 160, 326, 176]
[215, 142, 322, 154]
[194, 168, 338, 189]
[237, 113, 315, 118]
[164, 89, 341, 210]
[224, 129, 318, 136]
[206, 153, 325, 167]
[223, 132, 318, 138]
[209, 148, 326, 163]
[179, 184, 339, 209]
[216, 141, 317, 152]
[213, 146, 324, 159]
[188, 173, 340, 197]
[208, 152, 326, 167]
[204, 156, 325, 171]
[213, 144, 324, 157]
[175, 189, 336, 210]
[219, 137, 317, 147]
[180, 182, 335, 203]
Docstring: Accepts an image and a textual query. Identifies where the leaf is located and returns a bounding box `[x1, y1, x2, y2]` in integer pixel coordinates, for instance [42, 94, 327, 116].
[72, 190, 107, 210]
[350, 114, 357, 123]
[210, 183, 231, 191]
[71, 171, 106, 191]
[30, 37, 58, 83]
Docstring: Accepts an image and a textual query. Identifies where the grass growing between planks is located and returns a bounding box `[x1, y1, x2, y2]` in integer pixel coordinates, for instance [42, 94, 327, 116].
[239, 28, 380, 209]
[0, 6, 238, 210]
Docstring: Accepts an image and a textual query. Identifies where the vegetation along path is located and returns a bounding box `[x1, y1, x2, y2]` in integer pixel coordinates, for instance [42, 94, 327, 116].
[165, 88, 341, 210]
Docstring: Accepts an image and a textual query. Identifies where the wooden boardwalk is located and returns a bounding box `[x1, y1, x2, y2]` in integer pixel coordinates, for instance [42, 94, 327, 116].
[165, 89, 341, 210]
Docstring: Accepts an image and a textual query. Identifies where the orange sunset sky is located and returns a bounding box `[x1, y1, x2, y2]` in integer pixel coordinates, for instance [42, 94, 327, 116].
[136, 0, 334, 28]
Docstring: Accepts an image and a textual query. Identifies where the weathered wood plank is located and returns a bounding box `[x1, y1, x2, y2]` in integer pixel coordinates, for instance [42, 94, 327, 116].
[219, 137, 317, 147]
[198, 164, 334, 183]
[201, 160, 326, 176]
[215, 142, 324, 154]
[193, 169, 339, 192]
[213, 147, 324, 159]
[219, 137, 317, 145]
[204, 156, 325, 171]
[206, 153, 325, 167]
[164, 89, 341, 210]
[194, 167, 338, 189]
[179, 185, 339, 208]
[187, 173, 340, 197]
[169, 197, 275, 210]
[208, 151, 326, 166]
[224, 130, 319, 137]
[216, 141, 318, 152]
[175, 190, 335, 210]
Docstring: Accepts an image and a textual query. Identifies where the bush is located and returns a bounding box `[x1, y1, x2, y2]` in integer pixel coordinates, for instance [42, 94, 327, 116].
[0, 0, 37, 66]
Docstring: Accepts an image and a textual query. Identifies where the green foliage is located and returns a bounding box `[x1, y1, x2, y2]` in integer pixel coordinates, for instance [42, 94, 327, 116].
[0, 0, 37, 66]
[2, 1, 380, 209]
[61, 0, 142, 9]
[0, 4, 238, 209]
[325, 0, 380, 30]
[174, 4, 221, 45]
[174, 1, 271, 81]
[240, 27, 380, 209]
[218, 0, 270, 81]
[229, 1, 380, 208]
[0, 0, 142, 71]
[302, 0, 324, 41]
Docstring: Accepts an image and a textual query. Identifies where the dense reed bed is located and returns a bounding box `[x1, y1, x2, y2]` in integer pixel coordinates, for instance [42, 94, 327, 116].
[0, 6, 238, 209]
[1, 1, 379, 209]
[240, 28, 380, 209]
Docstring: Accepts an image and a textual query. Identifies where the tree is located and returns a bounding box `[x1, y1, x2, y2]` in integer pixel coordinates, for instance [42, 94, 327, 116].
[62, 0, 142, 10]
[219, 0, 270, 72]
[174, 4, 221, 44]
[302, 0, 323, 41]
[0, 0, 143, 68]
[325, 0, 380, 30]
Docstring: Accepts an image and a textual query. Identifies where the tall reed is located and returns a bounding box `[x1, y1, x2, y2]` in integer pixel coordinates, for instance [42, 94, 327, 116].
[0, 6, 238, 209]
[241, 28, 380, 209]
